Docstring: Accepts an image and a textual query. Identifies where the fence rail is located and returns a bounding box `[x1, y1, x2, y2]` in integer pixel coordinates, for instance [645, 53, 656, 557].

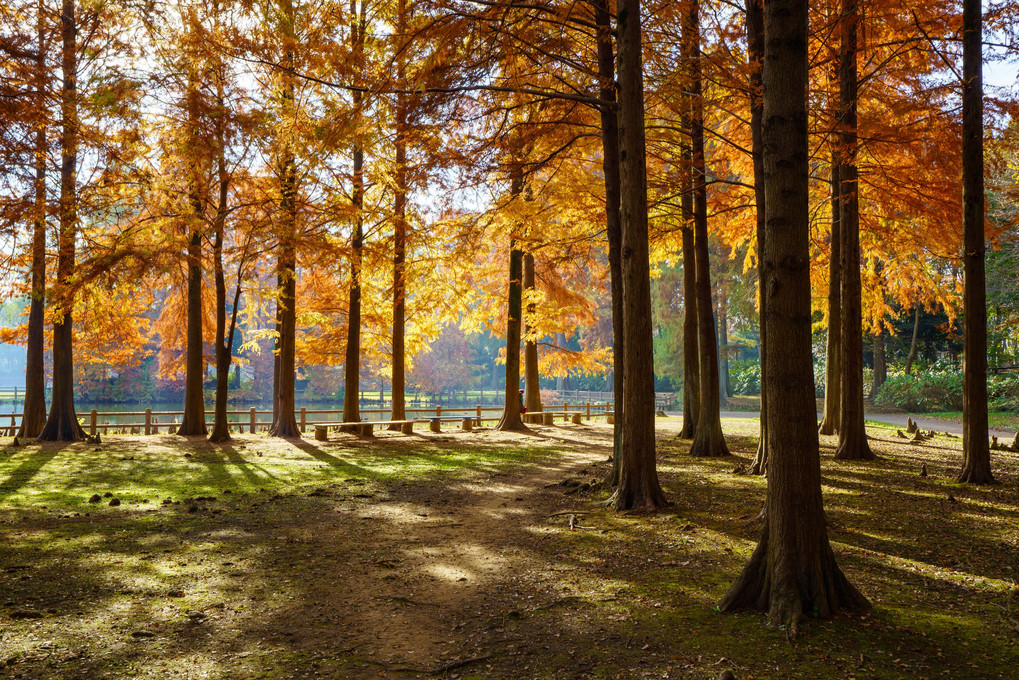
[2, 401, 614, 436]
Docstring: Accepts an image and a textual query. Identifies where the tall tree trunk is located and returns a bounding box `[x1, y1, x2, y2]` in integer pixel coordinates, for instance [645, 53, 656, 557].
[389, 0, 408, 429]
[209, 155, 241, 441]
[717, 276, 729, 406]
[680, 221, 699, 439]
[522, 251, 542, 419]
[872, 330, 886, 396]
[834, 0, 873, 461]
[39, 0, 82, 442]
[592, 0, 624, 485]
[819, 162, 842, 435]
[342, 1, 367, 428]
[720, 0, 870, 628]
[178, 226, 208, 436]
[745, 0, 767, 474]
[497, 170, 528, 432]
[20, 4, 47, 440]
[905, 306, 920, 374]
[959, 0, 994, 484]
[687, 0, 729, 458]
[613, 0, 668, 510]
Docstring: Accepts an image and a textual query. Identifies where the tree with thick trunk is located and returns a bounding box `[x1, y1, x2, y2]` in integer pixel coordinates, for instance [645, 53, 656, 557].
[177, 224, 208, 436]
[720, 0, 870, 629]
[39, 0, 83, 442]
[745, 0, 767, 474]
[686, 0, 729, 458]
[19, 4, 47, 440]
[613, 0, 668, 510]
[834, 0, 873, 461]
[959, 0, 994, 484]
[497, 171, 529, 432]
[591, 0, 624, 485]
[818, 163, 842, 435]
[522, 251, 543, 420]
[389, 0, 408, 430]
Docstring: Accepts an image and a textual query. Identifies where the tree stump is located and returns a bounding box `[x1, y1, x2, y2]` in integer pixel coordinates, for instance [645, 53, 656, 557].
[429, 418, 441, 433]
[461, 417, 473, 431]
[314, 425, 328, 441]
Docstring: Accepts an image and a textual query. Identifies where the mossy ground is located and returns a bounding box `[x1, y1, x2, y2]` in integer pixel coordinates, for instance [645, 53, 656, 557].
[1, 418, 1017, 679]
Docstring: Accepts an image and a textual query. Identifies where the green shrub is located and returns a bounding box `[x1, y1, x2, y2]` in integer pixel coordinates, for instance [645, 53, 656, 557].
[729, 359, 760, 396]
[874, 369, 963, 412]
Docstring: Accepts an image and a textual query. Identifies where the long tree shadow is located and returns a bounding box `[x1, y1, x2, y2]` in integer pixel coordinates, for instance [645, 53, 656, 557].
[0, 442, 70, 500]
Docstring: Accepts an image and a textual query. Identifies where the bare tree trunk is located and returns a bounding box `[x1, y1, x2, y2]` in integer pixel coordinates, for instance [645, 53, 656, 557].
[591, 0, 623, 485]
[819, 161, 842, 435]
[20, 4, 47, 440]
[613, 0, 668, 510]
[497, 169, 528, 433]
[745, 0, 767, 474]
[720, 0, 870, 628]
[687, 0, 729, 458]
[717, 276, 730, 406]
[522, 252, 542, 419]
[834, 0, 873, 461]
[39, 0, 83, 442]
[959, 0, 993, 484]
[680, 220, 699, 440]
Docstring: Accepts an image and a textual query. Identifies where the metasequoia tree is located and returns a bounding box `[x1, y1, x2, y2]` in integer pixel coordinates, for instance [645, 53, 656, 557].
[745, 0, 767, 473]
[613, 0, 667, 510]
[720, 0, 870, 629]
[496, 168, 528, 432]
[958, 0, 993, 484]
[389, 0, 409, 428]
[522, 250, 543, 419]
[18, 0, 50, 439]
[342, 0, 368, 427]
[834, 0, 873, 461]
[38, 0, 84, 441]
[685, 0, 729, 458]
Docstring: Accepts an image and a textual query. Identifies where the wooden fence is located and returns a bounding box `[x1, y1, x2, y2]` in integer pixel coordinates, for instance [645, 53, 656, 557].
[2, 402, 614, 436]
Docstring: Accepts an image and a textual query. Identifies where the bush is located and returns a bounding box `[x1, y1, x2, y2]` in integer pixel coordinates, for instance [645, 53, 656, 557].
[874, 369, 963, 412]
[729, 359, 760, 396]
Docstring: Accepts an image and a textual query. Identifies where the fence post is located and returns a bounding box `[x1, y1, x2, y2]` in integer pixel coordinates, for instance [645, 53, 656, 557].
[436, 404, 441, 417]
[300, 407, 306, 433]
[90, 409, 97, 436]
[144, 408, 152, 435]
[586, 402, 591, 420]
[564, 402, 569, 421]
[476, 404, 482, 419]
[249, 407, 256, 434]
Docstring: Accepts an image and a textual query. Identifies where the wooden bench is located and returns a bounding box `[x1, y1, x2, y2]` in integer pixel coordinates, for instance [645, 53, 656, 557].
[428, 416, 480, 433]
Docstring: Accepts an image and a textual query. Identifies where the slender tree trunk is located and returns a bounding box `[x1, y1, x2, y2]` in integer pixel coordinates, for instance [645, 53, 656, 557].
[613, 0, 668, 510]
[834, 0, 873, 461]
[959, 0, 994, 484]
[717, 276, 729, 406]
[591, 0, 623, 485]
[745, 0, 767, 474]
[905, 306, 920, 374]
[522, 251, 542, 419]
[498, 169, 528, 432]
[872, 330, 886, 396]
[720, 0, 870, 628]
[687, 0, 729, 458]
[680, 221, 699, 440]
[819, 162, 842, 435]
[209, 156, 239, 441]
[20, 5, 47, 440]
[389, 0, 408, 429]
[342, 1, 367, 428]
[39, 0, 82, 442]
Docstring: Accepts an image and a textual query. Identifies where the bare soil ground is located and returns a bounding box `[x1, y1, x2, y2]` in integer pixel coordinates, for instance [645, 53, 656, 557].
[2, 417, 1018, 679]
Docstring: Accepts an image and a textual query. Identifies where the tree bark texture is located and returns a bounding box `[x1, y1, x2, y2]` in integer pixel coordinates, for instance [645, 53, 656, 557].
[20, 10, 47, 439]
[39, 0, 83, 442]
[687, 0, 729, 458]
[819, 161, 842, 435]
[592, 0, 623, 485]
[522, 252, 543, 418]
[720, 0, 870, 628]
[959, 0, 994, 484]
[746, 0, 767, 474]
[613, 0, 668, 510]
[680, 222, 699, 440]
[834, 0, 873, 461]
